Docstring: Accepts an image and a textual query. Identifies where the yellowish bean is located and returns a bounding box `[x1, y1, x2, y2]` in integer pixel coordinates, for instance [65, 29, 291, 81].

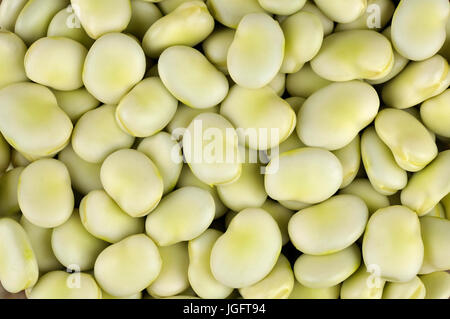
[188, 229, 233, 299]
[382, 276, 426, 299]
[182, 113, 242, 185]
[0, 133, 10, 173]
[159, 46, 228, 109]
[20, 216, 61, 273]
[227, 13, 284, 89]
[116, 77, 178, 137]
[280, 12, 323, 74]
[207, 0, 265, 29]
[420, 89, 450, 138]
[25, 37, 87, 91]
[102, 290, 142, 299]
[286, 64, 331, 98]
[361, 126, 407, 195]
[265, 148, 343, 204]
[125, 0, 162, 40]
[391, 0, 449, 61]
[94, 234, 162, 297]
[210, 208, 282, 288]
[340, 264, 385, 299]
[217, 163, 267, 212]
[202, 27, 235, 74]
[289, 195, 368, 255]
[83, 33, 146, 104]
[143, 1, 214, 58]
[58, 144, 102, 195]
[311, 30, 393, 82]
[0, 218, 38, 293]
[72, 105, 134, 164]
[419, 217, 450, 274]
[0, 31, 27, 90]
[0, 167, 23, 217]
[366, 26, 409, 85]
[374, 108, 438, 172]
[52, 88, 100, 122]
[221, 85, 296, 150]
[340, 179, 390, 215]
[313, 0, 367, 23]
[14, 0, 69, 45]
[289, 281, 340, 299]
[293, 244, 361, 288]
[71, 0, 131, 39]
[51, 210, 108, 271]
[267, 73, 286, 96]
[0, 0, 28, 31]
[335, 0, 395, 32]
[401, 150, 450, 215]
[261, 200, 294, 246]
[239, 254, 294, 299]
[0, 82, 73, 158]
[332, 136, 361, 189]
[381, 55, 450, 109]
[420, 271, 450, 299]
[300, 1, 334, 36]
[47, 8, 94, 48]
[145, 186, 215, 246]
[147, 243, 189, 297]
[166, 104, 219, 135]
[18, 159, 74, 228]
[79, 190, 145, 243]
[176, 164, 227, 219]
[258, 0, 305, 15]
[101, 149, 164, 217]
[424, 203, 446, 219]
[362, 205, 424, 282]
[298, 81, 379, 150]
[28, 271, 101, 299]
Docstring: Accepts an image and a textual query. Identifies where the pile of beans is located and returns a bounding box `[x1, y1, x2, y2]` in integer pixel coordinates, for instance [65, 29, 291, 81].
[0, 0, 449, 299]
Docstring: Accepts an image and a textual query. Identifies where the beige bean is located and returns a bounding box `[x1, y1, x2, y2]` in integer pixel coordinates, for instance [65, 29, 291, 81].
[0, 0, 28, 31]
[125, 0, 162, 40]
[420, 89, 450, 138]
[52, 88, 100, 123]
[286, 64, 331, 98]
[333, 135, 361, 189]
[419, 217, 450, 274]
[207, 0, 265, 29]
[0, 31, 27, 90]
[420, 271, 450, 299]
[313, 0, 367, 23]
